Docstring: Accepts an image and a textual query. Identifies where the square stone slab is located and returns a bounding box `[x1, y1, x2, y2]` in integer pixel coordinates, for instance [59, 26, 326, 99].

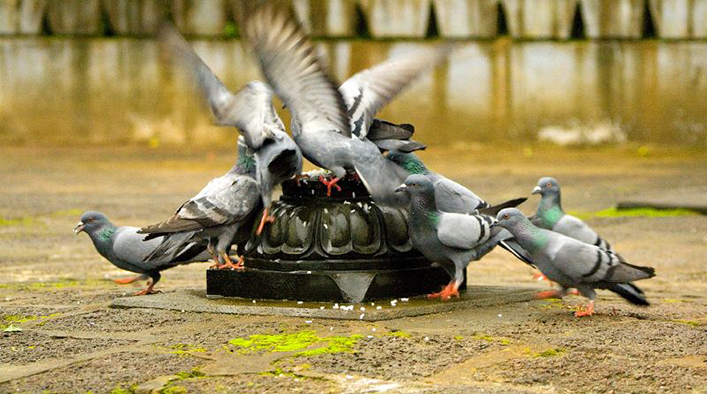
[110, 286, 537, 321]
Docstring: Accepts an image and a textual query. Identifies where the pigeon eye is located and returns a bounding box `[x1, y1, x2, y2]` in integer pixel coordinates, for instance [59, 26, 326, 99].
[87, 218, 94, 222]
[546, 182, 552, 187]
[503, 214, 509, 220]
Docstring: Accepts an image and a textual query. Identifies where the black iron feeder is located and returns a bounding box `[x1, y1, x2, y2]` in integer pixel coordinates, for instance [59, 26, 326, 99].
[206, 174, 462, 303]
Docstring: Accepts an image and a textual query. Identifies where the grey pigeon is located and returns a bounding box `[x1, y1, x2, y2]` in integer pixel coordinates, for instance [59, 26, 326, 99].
[367, 120, 427, 153]
[139, 138, 262, 270]
[242, 5, 449, 205]
[74, 212, 209, 295]
[532, 177, 615, 252]
[494, 208, 655, 316]
[394, 174, 527, 300]
[159, 23, 302, 234]
[387, 151, 488, 213]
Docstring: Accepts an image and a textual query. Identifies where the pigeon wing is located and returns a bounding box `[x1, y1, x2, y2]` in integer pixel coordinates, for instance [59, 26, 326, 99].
[242, 5, 350, 137]
[159, 23, 281, 150]
[339, 45, 452, 138]
[433, 177, 488, 213]
[140, 174, 259, 235]
[436, 213, 487, 250]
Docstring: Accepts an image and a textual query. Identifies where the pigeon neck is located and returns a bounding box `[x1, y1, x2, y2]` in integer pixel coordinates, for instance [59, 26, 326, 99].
[232, 156, 256, 175]
[402, 156, 428, 175]
[410, 192, 439, 226]
[510, 220, 547, 253]
[89, 224, 116, 256]
[537, 193, 564, 227]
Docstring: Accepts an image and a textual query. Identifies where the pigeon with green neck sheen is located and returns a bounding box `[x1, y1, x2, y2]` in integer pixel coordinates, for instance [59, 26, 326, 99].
[532, 177, 614, 252]
[159, 23, 302, 235]
[387, 152, 488, 214]
[494, 208, 655, 317]
[395, 174, 527, 300]
[74, 212, 209, 295]
[242, 5, 450, 206]
[139, 138, 262, 270]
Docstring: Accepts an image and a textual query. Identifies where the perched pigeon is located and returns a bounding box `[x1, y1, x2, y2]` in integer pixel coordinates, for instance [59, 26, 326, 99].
[531, 177, 614, 252]
[138, 138, 262, 270]
[74, 212, 209, 295]
[159, 23, 302, 234]
[494, 208, 655, 316]
[242, 4, 449, 205]
[387, 151, 488, 213]
[367, 120, 427, 153]
[395, 174, 527, 300]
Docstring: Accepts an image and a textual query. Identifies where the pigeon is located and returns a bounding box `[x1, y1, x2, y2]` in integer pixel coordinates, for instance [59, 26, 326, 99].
[138, 138, 262, 270]
[242, 4, 449, 205]
[386, 151, 488, 213]
[493, 208, 655, 316]
[74, 211, 209, 295]
[159, 23, 302, 235]
[531, 177, 615, 252]
[394, 174, 527, 300]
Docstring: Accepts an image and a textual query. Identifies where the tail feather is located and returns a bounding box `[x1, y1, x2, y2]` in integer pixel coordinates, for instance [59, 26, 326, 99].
[143, 232, 194, 263]
[607, 282, 650, 306]
[476, 197, 528, 217]
[498, 239, 535, 268]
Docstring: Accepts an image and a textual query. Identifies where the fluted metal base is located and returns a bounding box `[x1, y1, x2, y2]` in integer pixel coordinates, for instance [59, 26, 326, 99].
[206, 264, 466, 303]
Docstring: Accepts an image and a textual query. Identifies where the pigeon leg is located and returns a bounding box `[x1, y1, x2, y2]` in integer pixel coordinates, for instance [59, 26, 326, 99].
[574, 301, 595, 317]
[134, 274, 161, 296]
[439, 282, 460, 301]
[319, 176, 342, 197]
[532, 271, 554, 285]
[256, 208, 276, 236]
[113, 275, 145, 284]
[535, 289, 564, 299]
[216, 252, 244, 270]
[233, 255, 246, 269]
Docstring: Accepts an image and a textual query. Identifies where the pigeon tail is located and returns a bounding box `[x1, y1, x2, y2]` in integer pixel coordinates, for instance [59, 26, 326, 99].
[477, 198, 528, 217]
[143, 232, 194, 263]
[498, 238, 535, 268]
[606, 282, 650, 306]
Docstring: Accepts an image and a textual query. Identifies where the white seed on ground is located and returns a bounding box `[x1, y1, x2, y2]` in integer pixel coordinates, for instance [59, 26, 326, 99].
[376, 306, 382, 310]
[498, 314, 502, 317]
[320, 306, 325, 310]
[305, 320, 312, 324]
[360, 307, 365, 311]
[307, 271, 312, 274]
[424, 336, 429, 341]
[372, 328, 376, 332]
[401, 298, 409, 302]
[297, 301, 303, 304]
[359, 313, 365, 319]
[367, 335, 373, 339]
[252, 300, 256, 303]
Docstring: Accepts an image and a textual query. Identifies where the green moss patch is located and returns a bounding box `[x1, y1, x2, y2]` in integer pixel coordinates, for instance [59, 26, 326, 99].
[569, 207, 697, 220]
[227, 330, 362, 357]
[473, 333, 510, 345]
[534, 348, 565, 358]
[1, 313, 61, 329]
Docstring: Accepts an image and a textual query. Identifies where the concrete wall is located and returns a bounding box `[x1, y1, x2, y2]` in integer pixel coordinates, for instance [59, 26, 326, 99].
[0, 0, 705, 39]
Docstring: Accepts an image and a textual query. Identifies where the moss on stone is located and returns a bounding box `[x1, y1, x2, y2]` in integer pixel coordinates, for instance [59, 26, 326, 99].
[534, 348, 565, 357]
[227, 330, 362, 357]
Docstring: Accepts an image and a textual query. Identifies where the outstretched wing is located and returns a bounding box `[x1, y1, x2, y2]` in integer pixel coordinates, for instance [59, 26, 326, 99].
[242, 4, 350, 137]
[159, 23, 282, 149]
[339, 45, 452, 138]
[140, 174, 260, 235]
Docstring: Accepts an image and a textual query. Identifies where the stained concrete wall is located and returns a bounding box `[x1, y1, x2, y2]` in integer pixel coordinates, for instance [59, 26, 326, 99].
[0, 0, 705, 39]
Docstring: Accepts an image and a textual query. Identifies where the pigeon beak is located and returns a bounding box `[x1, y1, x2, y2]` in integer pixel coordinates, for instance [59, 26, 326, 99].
[73, 222, 85, 234]
[531, 186, 542, 195]
[489, 221, 498, 229]
[394, 184, 408, 193]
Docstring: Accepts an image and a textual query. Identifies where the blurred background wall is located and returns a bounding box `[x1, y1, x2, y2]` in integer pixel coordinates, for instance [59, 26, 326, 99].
[0, 0, 705, 147]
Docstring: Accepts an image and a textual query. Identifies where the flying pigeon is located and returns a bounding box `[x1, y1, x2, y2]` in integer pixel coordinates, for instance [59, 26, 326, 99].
[241, 4, 450, 205]
[138, 138, 262, 270]
[74, 211, 209, 295]
[494, 208, 655, 316]
[159, 23, 302, 235]
[395, 174, 527, 300]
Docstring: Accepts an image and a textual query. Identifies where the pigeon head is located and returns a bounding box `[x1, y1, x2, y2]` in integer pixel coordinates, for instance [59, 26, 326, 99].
[494, 208, 527, 230]
[395, 174, 435, 196]
[387, 152, 428, 175]
[532, 177, 560, 196]
[74, 211, 111, 235]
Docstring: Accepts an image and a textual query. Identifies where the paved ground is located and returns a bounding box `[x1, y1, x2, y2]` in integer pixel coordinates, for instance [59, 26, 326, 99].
[1, 144, 706, 393]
